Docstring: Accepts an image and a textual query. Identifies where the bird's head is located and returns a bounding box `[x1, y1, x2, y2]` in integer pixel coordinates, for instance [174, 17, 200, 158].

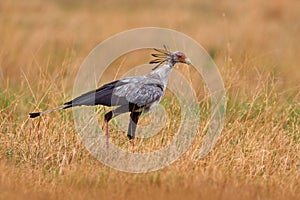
[150, 45, 191, 70]
[170, 51, 191, 65]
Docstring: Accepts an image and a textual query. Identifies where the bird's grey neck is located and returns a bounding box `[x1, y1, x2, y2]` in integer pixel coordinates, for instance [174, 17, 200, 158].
[148, 61, 175, 85]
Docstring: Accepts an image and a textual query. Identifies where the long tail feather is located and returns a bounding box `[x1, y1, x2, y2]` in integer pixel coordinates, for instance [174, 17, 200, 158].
[29, 105, 69, 118]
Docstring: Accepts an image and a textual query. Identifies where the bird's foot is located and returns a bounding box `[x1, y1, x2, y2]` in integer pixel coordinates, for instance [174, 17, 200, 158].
[130, 139, 135, 153]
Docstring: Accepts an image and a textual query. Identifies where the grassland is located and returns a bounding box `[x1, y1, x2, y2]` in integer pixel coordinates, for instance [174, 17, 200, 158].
[0, 0, 299, 199]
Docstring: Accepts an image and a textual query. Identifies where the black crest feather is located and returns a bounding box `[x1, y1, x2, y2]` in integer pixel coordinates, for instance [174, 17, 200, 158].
[149, 45, 171, 70]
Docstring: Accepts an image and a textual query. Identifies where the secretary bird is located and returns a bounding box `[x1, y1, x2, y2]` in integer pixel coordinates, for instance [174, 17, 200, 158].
[29, 46, 191, 147]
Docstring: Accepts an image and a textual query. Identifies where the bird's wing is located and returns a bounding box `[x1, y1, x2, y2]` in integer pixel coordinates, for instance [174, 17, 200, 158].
[113, 77, 164, 107]
[64, 76, 164, 108]
[64, 80, 128, 107]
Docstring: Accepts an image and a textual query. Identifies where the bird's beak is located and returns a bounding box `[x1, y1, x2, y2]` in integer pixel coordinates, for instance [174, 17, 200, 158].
[185, 58, 191, 65]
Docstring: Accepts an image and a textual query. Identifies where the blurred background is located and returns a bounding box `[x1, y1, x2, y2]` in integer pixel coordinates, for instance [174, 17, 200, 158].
[0, 0, 299, 199]
[1, 0, 299, 86]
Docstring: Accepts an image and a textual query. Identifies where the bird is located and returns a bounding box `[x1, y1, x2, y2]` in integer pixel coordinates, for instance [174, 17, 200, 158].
[29, 45, 191, 148]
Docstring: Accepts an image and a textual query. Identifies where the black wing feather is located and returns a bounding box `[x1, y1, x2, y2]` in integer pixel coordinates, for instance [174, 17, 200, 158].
[64, 78, 164, 109]
[65, 80, 128, 107]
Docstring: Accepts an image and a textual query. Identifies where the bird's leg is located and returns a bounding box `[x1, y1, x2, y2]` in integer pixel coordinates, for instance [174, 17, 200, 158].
[104, 105, 129, 151]
[105, 120, 109, 150]
[127, 134, 135, 152]
[127, 111, 141, 152]
[104, 111, 113, 152]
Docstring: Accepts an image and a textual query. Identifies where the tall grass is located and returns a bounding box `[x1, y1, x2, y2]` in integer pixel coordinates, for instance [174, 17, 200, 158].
[0, 0, 299, 199]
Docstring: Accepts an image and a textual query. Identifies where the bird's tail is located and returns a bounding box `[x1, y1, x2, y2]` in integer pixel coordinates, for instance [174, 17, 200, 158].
[29, 104, 71, 118]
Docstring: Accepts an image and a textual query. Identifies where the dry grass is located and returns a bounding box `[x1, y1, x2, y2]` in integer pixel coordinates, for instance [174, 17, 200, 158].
[1, 0, 300, 199]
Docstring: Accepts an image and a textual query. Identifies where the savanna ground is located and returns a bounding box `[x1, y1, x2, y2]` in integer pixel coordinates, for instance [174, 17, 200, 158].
[0, 0, 300, 199]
